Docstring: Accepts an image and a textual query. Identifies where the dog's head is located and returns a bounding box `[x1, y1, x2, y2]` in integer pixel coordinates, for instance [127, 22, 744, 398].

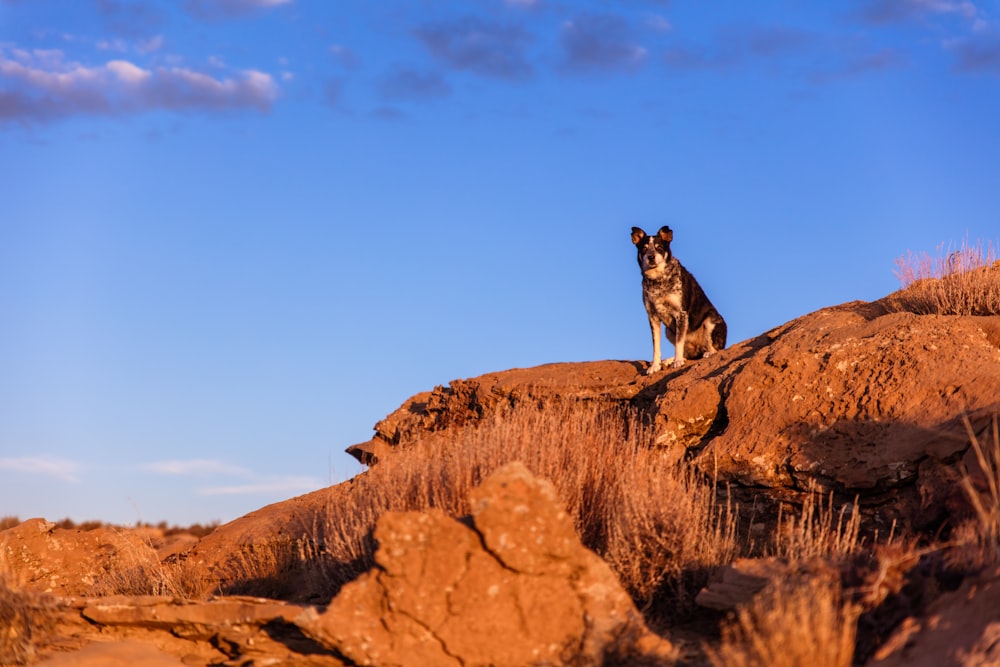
[631, 226, 673, 277]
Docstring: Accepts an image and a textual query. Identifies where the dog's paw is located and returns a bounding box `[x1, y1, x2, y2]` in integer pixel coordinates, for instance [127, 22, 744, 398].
[645, 363, 662, 375]
[703, 350, 717, 358]
[670, 358, 686, 369]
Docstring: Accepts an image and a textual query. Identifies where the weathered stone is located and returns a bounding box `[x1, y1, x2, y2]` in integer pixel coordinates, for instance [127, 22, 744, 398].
[867, 566, 1000, 667]
[299, 463, 677, 667]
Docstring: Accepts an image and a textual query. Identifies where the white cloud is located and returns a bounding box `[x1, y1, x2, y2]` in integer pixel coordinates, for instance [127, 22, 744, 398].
[185, 0, 293, 18]
[137, 35, 165, 54]
[0, 46, 279, 122]
[141, 459, 323, 496]
[0, 456, 82, 483]
[197, 475, 322, 496]
[142, 458, 254, 477]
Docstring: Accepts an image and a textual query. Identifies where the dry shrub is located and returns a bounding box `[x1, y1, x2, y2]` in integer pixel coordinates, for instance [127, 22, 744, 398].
[90, 532, 211, 599]
[949, 414, 1000, 570]
[888, 238, 1000, 316]
[216, 539, 306, 599]
[0, 562, 58, 665]
[603, 461, 739, 609]
[706, 576, 860, 667]
[771, 487, 862, 561]
[306, 401, 739, 613]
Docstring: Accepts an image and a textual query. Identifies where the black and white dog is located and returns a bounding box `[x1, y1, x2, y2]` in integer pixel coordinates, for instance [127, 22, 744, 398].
[631, 226, 727, 374]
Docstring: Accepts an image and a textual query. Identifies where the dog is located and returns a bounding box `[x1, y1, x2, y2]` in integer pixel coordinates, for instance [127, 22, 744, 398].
[631, 226, 727, 374]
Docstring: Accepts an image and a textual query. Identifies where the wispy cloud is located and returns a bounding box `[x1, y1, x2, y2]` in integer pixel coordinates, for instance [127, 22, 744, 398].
[198, 475, 321, 496]
[142, 458, 323, 497]
[950, 33, 1000, 73]
[809, 47, 907, 83]
[414, 17, 534, 80]
[141, 459, 254, 477]
[858, 0, 983, 27]
[663, 25, 906, 84]
[0, 46, 278, 123]
[185, 0, 293, 19]
[0, 456, 82, 483]
[95, 0, 168, 38]
[377, 66, 451, 100]
[561, 14, 647, 74]
[329, 44, 358, 69]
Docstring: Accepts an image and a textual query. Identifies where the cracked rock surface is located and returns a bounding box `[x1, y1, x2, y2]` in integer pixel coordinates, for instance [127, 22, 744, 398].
[298, 462, 676, 667]
[345, 299, 1000, 531]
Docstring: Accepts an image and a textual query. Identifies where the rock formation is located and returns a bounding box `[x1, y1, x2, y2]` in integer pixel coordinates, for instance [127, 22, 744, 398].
[298, 462, 676, 667]
[347, 300, 1000, 531]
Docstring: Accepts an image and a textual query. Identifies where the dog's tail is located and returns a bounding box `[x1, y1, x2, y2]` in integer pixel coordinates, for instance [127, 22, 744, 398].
[713, 319, 728, 351]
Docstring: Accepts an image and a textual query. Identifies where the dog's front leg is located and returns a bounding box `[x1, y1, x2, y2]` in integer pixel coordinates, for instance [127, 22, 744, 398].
[646, 316, 662, 375]
[672, 310, 688, 368]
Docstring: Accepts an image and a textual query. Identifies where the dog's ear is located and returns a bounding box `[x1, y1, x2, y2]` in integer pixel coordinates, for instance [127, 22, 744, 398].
[631, 227, 647, 245]
[657, 226, 673, 243]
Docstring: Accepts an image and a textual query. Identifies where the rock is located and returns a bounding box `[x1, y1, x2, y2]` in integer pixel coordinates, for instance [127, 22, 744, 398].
[38, 596, 345, 666]
[33, 640, 188, 667]
[298, 462, 676, 667]
[867, 566, 1000, 667]
[0, 519, 138, 596]
[342, 301, 1000, 530]
[346, 361, 652, 464]
[699, 306, 1000, 495]
[695, 558, 792, 611]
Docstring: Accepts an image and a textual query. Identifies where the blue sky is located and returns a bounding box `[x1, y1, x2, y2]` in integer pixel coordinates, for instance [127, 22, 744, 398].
[2, 0, 999, 526]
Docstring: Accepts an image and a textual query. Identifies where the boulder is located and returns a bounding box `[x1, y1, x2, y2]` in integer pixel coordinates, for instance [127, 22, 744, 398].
[867, 566, 1000, 667]
[298, 462, 676, 667]
[344, 301, 1000, 530]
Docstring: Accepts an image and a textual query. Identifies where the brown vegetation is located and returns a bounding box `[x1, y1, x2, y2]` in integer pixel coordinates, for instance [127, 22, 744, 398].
[888, 238, 1000, 316]
[303, 402, 741, 615]
[0, 565, 57, 665]
[706, 576, 859, 667]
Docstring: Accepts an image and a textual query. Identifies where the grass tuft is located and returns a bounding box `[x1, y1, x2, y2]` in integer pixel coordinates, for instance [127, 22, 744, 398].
[888, 238, 1000, 316]
[770, 486, 863, 561]
[89, 531, 212, 599]
[706, 575, 860, 667]
[950, 414, 1000, 570]
[299, 401, 741, 615]
[0, 562, 58, 665]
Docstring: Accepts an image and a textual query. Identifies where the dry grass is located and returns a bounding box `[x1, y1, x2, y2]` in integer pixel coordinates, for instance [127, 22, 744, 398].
[706, 576, 860, 667]
[770, 487, 863, 561]
[89, 532, 212, 599]
[216, 539, 307, 599]
[304, 401, 741, 613]
[0, 562, 58, 666]
[889, 238, 1000, 316]
[949, 414, 1000, 570]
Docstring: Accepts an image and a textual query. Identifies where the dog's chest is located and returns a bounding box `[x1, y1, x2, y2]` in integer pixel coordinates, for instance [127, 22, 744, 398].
[642, 263, 684, 320]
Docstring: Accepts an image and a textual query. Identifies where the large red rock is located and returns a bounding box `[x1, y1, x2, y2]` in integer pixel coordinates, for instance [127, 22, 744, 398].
[344, 300, 1000, 530]
[298, 463, 676, 667]
[867, 566, 1000, 667]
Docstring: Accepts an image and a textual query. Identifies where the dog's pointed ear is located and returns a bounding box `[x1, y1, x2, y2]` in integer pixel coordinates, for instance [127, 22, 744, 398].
[657, 226, 673, 243]
[631, 227, 647, 246]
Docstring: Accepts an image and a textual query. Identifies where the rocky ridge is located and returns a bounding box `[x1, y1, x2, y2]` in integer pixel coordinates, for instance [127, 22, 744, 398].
[4, 295, 1000, 665]
[348, 298, 1000, 532]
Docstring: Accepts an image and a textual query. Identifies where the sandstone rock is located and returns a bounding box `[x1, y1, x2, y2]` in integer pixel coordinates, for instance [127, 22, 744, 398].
[699, 306, 1000, 495]
[347, 361, 652, 464]
[298, 462, 676, 667]
[867, 566, 1000, 667]
[34, 640, 188, 667]
[0, 519, 138, 596]
[695, 558, 792, 611]
[342, 301, 1000, 531]
[39, 596, 345, 667]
